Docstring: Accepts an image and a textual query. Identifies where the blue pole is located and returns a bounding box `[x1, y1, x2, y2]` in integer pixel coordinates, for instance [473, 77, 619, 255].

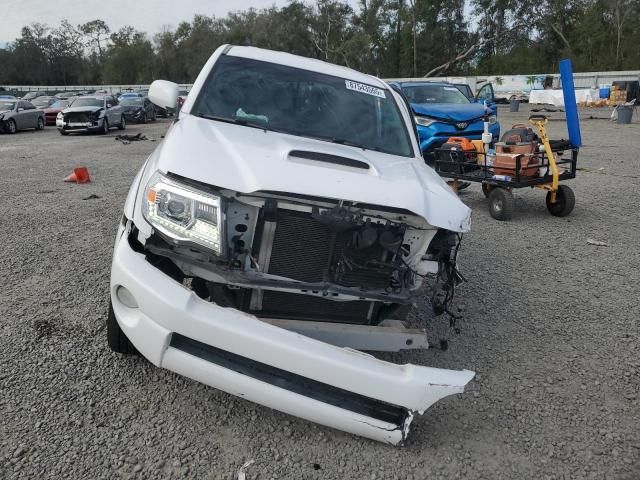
[559, 59, 582, 148]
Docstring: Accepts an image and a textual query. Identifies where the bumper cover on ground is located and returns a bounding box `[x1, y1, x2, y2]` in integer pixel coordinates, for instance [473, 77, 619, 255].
[110, 225, 474, 444]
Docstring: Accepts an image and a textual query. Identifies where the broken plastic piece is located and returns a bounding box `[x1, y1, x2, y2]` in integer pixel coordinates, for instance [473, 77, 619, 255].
[237, 460, 254, 480]
[586, 238, 609, 247]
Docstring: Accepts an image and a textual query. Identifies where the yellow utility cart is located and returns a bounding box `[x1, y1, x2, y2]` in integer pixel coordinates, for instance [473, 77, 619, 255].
[435, 114, 578, 221]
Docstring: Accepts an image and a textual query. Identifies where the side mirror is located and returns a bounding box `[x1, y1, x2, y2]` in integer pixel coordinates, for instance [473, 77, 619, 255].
[106, 104, 112, 108]
[149, 80, 179, 109]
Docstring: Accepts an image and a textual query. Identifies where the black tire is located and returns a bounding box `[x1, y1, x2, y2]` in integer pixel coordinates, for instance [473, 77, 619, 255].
[488, 187, 515, 221]
[36, 117, 45, 130]
[7, 119, 16, 134]
[482, 183, 493, 198]
[118, 116, 126, 130]
[107, 301, 138, 355]
[101, 118, 109, 134]
[546, 185, 575, 217]
[59, 129, 68, 136]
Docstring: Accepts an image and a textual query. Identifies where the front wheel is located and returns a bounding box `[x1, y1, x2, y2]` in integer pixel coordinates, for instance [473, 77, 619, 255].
[546, 185, 575, 217]
[36, 117, 45, 130]
[107, 301, 139, 355]
[118, 116, 126, 130]
[7, 119, 17, 134]
[101, 118, 109, 134]
[488, 187, 515, 221]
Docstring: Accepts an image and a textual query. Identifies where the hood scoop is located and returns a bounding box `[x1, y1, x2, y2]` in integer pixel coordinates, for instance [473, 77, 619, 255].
[289, 150, 370, 170]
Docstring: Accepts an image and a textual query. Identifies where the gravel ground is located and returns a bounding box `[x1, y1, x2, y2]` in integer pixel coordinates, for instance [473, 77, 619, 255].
[1, 105, 639, 479]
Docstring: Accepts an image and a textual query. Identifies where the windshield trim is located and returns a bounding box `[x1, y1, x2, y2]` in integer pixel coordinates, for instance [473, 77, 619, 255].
[192, 55, 415, 158]
[401, 83, 471, 105]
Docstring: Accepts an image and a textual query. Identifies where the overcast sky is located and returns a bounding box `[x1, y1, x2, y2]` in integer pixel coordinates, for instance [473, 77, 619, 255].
[0, 0, 297, 44]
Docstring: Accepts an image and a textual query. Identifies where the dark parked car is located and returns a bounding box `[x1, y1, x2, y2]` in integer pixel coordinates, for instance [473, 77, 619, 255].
[121, 96, 156, 123]
[0, 99, 45, 133]
[57, 95, 126, 135]
[43, 99, 71, 126]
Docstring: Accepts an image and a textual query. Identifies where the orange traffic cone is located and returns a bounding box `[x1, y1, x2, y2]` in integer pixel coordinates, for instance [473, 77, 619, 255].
[64, 167, 91, 184]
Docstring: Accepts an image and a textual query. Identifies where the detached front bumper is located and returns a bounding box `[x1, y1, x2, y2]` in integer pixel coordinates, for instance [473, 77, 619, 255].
[110, 223, 474, 444]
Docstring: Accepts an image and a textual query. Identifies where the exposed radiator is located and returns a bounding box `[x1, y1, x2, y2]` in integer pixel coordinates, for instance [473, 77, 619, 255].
[249, 208, 399, 324]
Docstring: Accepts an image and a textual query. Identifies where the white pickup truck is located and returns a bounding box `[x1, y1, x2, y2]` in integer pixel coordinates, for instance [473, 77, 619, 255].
[108, 45, 474, 444]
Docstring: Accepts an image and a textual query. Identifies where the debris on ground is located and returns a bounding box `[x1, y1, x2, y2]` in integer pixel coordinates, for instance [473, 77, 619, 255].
[587, 238, 609, 247]
[237, 460, 254, 480]
[82, 194, 101, 200]
[115, 133, 148, 144]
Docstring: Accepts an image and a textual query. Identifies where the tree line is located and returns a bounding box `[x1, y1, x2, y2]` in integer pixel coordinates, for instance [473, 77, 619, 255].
[1, 0, 638, 86]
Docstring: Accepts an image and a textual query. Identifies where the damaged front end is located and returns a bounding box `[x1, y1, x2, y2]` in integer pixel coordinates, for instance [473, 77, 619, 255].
[110, 170, 473, 444]
[141, 171, 469, 328]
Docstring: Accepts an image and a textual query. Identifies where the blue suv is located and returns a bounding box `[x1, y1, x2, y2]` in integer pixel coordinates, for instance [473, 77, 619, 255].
[392, 81, 500, 160]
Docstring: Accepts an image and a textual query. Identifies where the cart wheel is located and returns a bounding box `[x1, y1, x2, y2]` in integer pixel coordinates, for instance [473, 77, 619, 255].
[482, 183, 492, 198]
[488, 188, 514, 221]
[546, 185, 575, 217]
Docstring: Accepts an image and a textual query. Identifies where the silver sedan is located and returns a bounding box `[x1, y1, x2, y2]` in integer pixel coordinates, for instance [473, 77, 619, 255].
[0, 100, 45, 133]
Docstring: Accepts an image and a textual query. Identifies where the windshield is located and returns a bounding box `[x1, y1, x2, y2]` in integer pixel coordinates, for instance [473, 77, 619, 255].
[50, 100, 69, 109]
[402, 84, 471, 105]
[32, 98, 52, 107]
[194, 55, 413, 157]
[70, 98, 104, 108]
[0, 102, 16, 110]
[121, 98, 144, 106]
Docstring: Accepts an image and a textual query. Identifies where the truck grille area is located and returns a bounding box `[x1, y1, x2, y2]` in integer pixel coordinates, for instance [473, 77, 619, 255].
[266, 209, 399, 290]
[267, 210, 332, 283]
[248, 207, 406, 324]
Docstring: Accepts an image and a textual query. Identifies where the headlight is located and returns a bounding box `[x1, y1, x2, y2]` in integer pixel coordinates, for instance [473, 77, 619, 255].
[414, 116, 436, 127]
[56, 112, 63, 119]
[488, 115, 497, 124]
[143, 172, 223, 255]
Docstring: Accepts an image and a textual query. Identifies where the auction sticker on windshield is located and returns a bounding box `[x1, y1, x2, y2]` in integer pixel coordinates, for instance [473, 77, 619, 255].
[345, 80, 386, 98]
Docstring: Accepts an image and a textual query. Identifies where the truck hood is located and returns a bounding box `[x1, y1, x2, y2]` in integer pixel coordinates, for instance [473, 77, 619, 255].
[152, 114, 471, 232]
[411, 102, 486, 122]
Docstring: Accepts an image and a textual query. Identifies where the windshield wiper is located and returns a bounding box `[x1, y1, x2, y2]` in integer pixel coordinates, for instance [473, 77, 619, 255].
[330, 137, 364, 149]
[197, 113, 269, 131]
[330, 137, 383, 152]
